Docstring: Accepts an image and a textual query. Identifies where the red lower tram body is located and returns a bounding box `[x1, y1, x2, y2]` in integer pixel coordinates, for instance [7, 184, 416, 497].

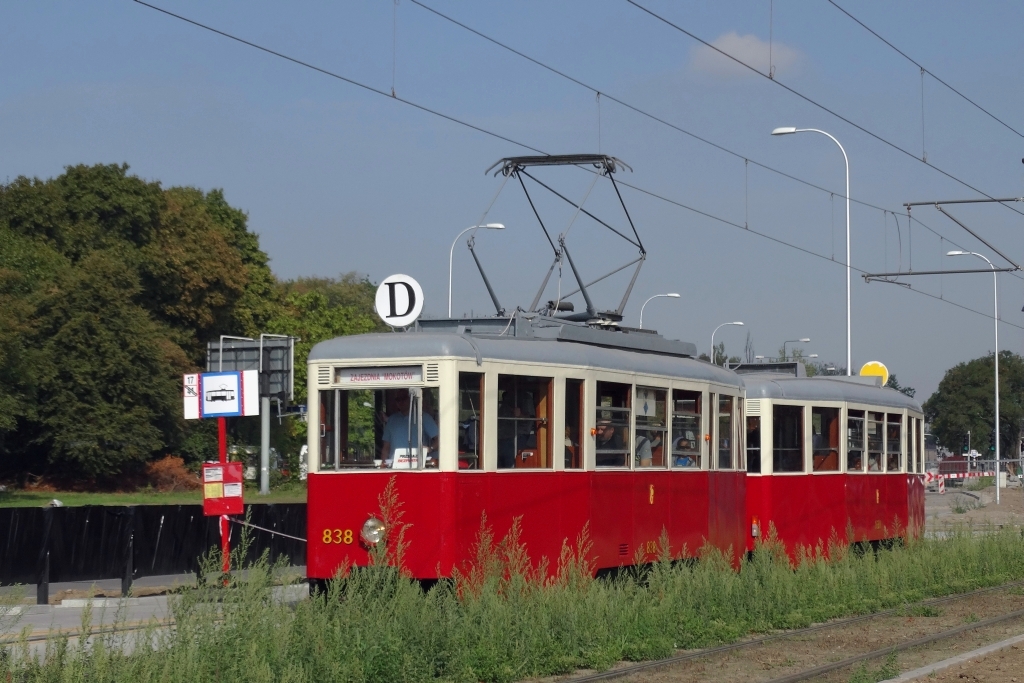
[307, 470, 747, 579]
[745, 473, 926, 555]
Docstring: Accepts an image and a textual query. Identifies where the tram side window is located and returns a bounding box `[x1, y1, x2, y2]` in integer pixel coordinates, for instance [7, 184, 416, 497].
[595, 382, 631, 468]
[564, 379, 584, 469]
[671, 390, 701, 468]
[847, 409, 865, 472]
[886, 414, 902, 472]
[773, 405, 804, 473]
[746, 416, 761, 473]
[907, 417, 916, 473]
[867, 412, 884, 472]
[635, 387, 667, 468]
[319, 387, 439, 470]
[736, 398, 745, 471]
[498, 375, 553, 469]
[718, 395, 735, 469]
[811, 407, 840, 472]
[458, 373, 484, 470]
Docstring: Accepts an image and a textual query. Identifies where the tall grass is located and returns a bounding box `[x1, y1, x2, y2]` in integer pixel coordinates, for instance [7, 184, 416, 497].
[5, 484, 1024, 682]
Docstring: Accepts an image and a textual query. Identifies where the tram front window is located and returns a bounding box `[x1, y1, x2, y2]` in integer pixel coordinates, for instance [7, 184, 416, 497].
[811, 407, 840, 472]
[636, 387, 667, 468]
[847, 410, 865, 472]
[867, 412, 884, 472]
[773, 405, 803, 473]
[595, 382, 631, 468]
[886, 414, 902, 472]
[459, 373, 483, 470]
[671, 390, 702, 468]
[317, 386, 439, 470]
[498, 375, 552, 469]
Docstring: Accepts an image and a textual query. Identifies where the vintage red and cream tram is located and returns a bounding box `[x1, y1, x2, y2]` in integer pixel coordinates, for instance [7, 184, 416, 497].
[737, 363, 925, 555]
[306, 315, 749, 580]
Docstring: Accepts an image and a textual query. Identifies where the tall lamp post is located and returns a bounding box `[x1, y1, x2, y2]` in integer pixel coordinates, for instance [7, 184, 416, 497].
[711, 321, 744, 365]
[948, 249, 1001, 504]
[782, 338, 810, 360]
[639, 292, 680, 329]
[772, 127, 851, 375]
[448, 223, 505, 318]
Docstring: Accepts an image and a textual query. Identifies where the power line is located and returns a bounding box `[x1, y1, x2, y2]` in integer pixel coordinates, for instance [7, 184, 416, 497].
[827, 0, 1024, 140]
[626, 0, 1024, 222]
[132, 0, 545, 155]
[407, 0, 1024, 283]
[131, 0, 1021, 331]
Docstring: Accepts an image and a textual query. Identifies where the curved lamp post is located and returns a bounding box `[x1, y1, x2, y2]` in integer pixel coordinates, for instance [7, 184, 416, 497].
[448, 223, 505, 317]
[948, 249, 1000, 504]
[711, 321, 744, 365]
[782, 338, 810, 360]
[773, 127, 851, 375]
[639, 292, 680, 329]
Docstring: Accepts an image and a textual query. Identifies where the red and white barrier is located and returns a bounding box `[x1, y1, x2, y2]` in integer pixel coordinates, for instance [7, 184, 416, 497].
[924, 471, 994, 482]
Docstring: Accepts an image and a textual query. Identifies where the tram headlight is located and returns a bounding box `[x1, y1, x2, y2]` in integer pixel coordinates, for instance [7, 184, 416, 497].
[360, 517, 386, 546]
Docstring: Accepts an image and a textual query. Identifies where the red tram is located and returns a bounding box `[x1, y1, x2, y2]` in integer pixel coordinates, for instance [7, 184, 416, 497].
[305, 319, 925, 581]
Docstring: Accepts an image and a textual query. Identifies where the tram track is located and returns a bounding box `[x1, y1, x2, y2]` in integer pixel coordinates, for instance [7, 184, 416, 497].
[561, 579, 1024, 682]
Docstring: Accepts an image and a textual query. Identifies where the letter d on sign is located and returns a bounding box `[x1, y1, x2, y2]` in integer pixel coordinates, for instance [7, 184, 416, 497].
[375, 274, 425, 328]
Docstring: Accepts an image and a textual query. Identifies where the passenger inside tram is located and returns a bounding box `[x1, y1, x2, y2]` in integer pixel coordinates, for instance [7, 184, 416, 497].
[380, 390, 439, 468]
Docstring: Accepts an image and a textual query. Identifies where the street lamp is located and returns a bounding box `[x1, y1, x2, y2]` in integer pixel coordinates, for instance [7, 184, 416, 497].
[947, 249, 1001, 503]
[638, 292, 680, 329]
[782, 338, 810, 360]
[772, 127, 851, 375]
[711, 321, 744, 365]
[448, 223, 505, 318]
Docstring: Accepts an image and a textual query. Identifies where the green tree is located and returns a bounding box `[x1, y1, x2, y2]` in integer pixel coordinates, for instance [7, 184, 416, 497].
[923, 351, 1024, 457]
[0, 164, 279, 481]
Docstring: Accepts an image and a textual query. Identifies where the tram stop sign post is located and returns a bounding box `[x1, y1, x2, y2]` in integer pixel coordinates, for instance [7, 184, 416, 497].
[183, 369, 258, 573]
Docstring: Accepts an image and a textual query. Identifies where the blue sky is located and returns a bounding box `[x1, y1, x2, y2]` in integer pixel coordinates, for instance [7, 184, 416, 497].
[3, 1, 1023, 400]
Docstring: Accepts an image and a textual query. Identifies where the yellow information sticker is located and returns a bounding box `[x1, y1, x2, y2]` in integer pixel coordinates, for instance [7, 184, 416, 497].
[204, 482, 223, 499]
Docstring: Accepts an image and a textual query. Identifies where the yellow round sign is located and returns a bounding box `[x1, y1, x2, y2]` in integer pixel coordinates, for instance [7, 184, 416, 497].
[859, 361, 889, 386]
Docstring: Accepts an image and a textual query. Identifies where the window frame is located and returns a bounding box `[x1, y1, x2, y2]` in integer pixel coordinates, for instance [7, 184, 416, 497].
[496, 373, 555, 470]
[635, 385, 670, 469]
[771, 402, 806, 474]
[669, 384, 707, 471]
[846, 407, 867, 474]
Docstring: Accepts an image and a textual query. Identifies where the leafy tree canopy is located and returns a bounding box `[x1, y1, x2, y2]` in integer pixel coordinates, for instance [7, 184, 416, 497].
[923, 351, 1024, 456]
[0, 164, 280, 482]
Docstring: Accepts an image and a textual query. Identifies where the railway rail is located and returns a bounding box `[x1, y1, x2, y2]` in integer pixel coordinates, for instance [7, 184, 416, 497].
[563, 579, 1024, 682]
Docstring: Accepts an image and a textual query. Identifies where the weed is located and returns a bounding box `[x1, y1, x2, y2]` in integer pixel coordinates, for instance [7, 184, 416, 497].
[964, 613, 980, 623]
[950, 494, 982, 513]
[965, 476, 994, 492]
[848, 651, 899, 682]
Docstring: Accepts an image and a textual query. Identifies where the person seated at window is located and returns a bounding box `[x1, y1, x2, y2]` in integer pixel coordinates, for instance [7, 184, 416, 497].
[868, 454, 881, 472]
[595, 419, 626, 466]
[849, 455, 862, 471]
[636, 431, 654, 467]
[381, 392, 438, 468]
[672, 435, 698, 467]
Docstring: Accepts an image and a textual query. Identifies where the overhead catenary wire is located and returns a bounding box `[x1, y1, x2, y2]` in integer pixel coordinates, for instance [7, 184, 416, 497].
[827, 0, 1024, 141]
[626, 0, 1024, 222]
[131, 0, 1024, 332]
[405, 0, 1024, 284]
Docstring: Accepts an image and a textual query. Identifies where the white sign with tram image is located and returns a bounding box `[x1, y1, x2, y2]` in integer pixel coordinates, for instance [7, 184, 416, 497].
[183, 370, 259, 419]
[375, 274, 424, 328]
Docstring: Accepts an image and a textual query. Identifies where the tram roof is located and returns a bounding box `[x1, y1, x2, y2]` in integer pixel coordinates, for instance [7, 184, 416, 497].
[741, 374, 922, 412]
[309, 317, 743, 388]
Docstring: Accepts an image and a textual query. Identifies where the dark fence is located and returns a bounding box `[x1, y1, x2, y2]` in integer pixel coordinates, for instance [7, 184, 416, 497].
[0, 504, 306, 587]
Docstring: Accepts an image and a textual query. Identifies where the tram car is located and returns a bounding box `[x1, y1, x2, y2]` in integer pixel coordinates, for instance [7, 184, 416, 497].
[305, 314, 749, 580]
[736, 362, 925, 554]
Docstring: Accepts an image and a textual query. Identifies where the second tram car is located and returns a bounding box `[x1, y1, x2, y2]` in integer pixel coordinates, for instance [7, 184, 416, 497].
[737, 364, 925, 554]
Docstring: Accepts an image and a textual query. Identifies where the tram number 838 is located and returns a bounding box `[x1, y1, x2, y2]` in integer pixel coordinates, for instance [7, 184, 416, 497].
[322, 528, 354, 544]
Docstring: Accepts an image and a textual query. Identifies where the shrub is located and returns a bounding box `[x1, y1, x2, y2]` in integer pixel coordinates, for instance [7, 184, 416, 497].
[145, 455, 199, 491]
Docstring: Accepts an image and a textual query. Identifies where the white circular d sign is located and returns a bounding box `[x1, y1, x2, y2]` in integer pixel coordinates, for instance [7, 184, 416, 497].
[375, 274, 424, 327]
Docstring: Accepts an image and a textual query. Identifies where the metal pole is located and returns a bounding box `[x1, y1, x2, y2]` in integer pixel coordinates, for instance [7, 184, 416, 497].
[639, 293, 679, 329]
[261, 395, 271, 495]
[218, 417, 229, 573]
[992, 262, 1000, 504]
